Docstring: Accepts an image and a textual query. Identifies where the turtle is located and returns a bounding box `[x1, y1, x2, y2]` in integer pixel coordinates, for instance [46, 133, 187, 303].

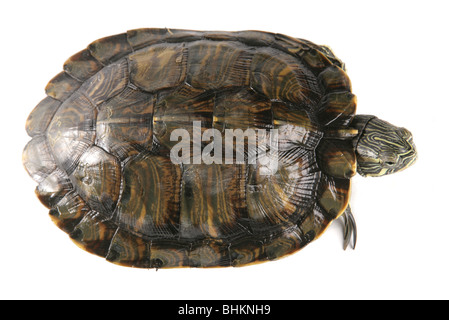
[23, 28, 417, 268]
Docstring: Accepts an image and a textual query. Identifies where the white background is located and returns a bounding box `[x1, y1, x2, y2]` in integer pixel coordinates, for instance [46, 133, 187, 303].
[1, 0, 448, 300]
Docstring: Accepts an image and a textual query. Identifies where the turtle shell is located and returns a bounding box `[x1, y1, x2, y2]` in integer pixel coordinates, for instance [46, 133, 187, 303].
[23, 28, 357, 268]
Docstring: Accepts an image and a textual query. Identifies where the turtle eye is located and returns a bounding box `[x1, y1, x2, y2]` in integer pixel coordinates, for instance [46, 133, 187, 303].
[380, 152, 398, 167]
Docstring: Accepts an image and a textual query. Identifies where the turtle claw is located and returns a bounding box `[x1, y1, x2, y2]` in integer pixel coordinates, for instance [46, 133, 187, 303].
[342, 206, 357, 250]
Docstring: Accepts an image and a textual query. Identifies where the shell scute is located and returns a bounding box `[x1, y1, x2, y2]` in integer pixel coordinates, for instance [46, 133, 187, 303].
[117, 153, 182, 238]
[272, 102, 322, 150]
[25, 96, 61, 137]
[80, 58, 129, 106]
[318, 175, 350, 220]
[70, 146, 122, 216]
[203, 31, 237, 41]
[297, 203, 327, 241]
[105, 229, 151, 268]
[36, 168, 72, 209]
[128, 43, 187, 93]
[45, 71, 82, 101]
[96, 87, 154, 161]
[186, 41, 252, 89]
[126, 28, 171, 50]
[317, 92, 357, 127]
[149, 240, 190, 268]
[70, 212, 117, 258]
[230, 239, 267, 267]
[299, 48, 333, 72]
[318, 65, 351, 93]
[246, 151, 320, 233]
[264, 227, 303, 261]
[46, 91, 96, 174]
[213, 88, 272, 132]
[88, 32, 132, 65]
[250, 47, 321, 106]
[49, 191, 89, 233]
[63, 49, 103, 82]
[23, 136, 56, 183]
[236, 30, 276, 47]
[180, 164, 248, 240]
[189, 241, 231, 267]
[316, 139, 356, 179]
[153, 86, 214, 150]
[273, 33, 309, 54]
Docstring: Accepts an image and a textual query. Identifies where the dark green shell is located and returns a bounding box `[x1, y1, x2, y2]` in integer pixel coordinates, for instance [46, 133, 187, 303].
[23, 28, 357, 268]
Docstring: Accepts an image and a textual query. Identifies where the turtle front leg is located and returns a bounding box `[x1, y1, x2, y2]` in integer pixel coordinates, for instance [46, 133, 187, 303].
[342, 205, 357, 250]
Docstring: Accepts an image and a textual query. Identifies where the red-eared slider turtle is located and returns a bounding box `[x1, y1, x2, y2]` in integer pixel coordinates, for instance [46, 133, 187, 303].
[23, 28, 417, 268]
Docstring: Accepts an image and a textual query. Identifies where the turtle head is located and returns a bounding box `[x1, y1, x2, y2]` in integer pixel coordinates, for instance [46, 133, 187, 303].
[352, 115, 417, 177]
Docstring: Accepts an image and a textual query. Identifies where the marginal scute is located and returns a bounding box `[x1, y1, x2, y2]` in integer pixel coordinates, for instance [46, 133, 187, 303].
[273, 33, 309, 54]
[318, 65, 351, 93]
[25, 96, 61, 137]
[299, 48, 333, 72]
[71, 146, 121, 216]
[316, 139, 356, 179]
[63, 48, 103, 81]
[297, 203, 327, 241]
[204, 31, 236, 41]
[317, 92, 357, 127]
[23, 136, 56, 183]
[189, 241, 230, 267]
[264, 227, 303, 260]
[36, 168, 72, 209]
[149, 241, 190, 268]
[129, 43, 187, 93]
[88, 33, 132, 65]
[236, 30, 276, 47]
[126, 28, 171, 50]
[105, 229, 151, 268]
[45, 71, 82, 101]
[49, 191, 89, 233]
[23, 136, 72, 209]
[127, 28, 204, 50]
[70, 213, 117, 257]
[318, 175, 350, 220]
[230, 239, 266, 267]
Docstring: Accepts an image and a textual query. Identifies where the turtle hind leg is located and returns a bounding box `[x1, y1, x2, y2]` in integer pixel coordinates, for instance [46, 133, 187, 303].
[342, 205, 357, 250]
